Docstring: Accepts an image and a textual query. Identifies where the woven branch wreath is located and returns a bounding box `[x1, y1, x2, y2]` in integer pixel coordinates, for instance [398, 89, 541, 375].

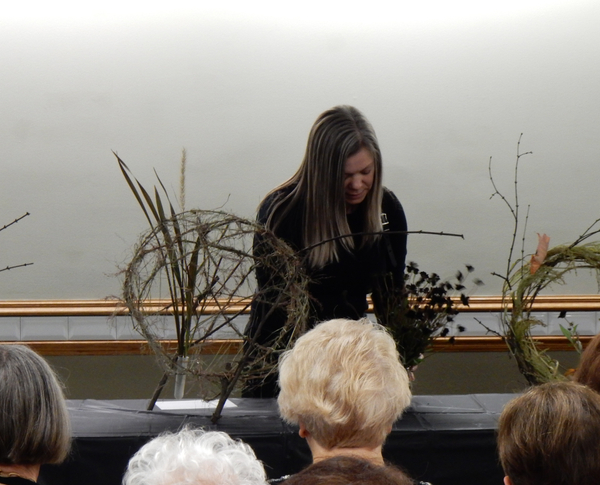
[501, 236, 600, 385]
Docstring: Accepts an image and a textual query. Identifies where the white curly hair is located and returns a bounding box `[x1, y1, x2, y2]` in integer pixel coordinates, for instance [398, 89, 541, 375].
[123, 427, 268, 485]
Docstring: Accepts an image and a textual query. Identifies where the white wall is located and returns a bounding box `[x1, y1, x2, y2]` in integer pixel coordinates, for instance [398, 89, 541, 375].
[1, 0, 599, 299]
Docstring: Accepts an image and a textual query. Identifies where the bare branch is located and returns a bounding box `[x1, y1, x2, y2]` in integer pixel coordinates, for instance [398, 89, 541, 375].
[0, 262, 34, 273]
[473, 317, 503, 338]
[300, 230, 464, 255]
[0, 212, 30, 233]
[569, 218, 600, 248]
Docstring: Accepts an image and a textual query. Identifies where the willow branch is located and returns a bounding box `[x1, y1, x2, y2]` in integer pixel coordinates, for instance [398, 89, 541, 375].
[300, 230, 464, 255]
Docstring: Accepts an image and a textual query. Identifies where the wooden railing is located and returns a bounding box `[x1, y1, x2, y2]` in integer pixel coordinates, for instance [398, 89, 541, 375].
[3, 295, 600, 316]
[1, 296, 598, 355]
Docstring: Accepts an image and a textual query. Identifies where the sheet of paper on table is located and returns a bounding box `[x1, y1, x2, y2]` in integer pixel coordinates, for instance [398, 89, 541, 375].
[156, 399, 238, 410]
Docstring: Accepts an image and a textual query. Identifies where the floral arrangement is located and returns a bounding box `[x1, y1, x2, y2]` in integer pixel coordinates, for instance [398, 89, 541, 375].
[116, 152, 310, 421]
[489, 136, 600, 384]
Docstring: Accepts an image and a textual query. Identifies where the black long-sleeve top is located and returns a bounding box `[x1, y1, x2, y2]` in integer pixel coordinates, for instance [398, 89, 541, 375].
[246, 185, 408, 345]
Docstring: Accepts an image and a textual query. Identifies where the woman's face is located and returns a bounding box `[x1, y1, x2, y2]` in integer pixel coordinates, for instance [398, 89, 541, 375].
[344, 147, 375, 212]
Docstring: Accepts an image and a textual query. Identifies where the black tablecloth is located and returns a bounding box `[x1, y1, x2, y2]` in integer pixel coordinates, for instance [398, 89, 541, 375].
[39, 394, 512, 485]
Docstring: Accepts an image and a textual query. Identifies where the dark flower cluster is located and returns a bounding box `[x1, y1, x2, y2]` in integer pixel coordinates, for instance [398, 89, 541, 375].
[372, 262, 481, 369]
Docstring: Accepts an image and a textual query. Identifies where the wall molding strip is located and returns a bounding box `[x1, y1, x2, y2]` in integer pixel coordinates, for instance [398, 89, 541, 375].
[0, 339, 241, 356]
[2, 295, 600, 316]
[0, 335, 591, 356]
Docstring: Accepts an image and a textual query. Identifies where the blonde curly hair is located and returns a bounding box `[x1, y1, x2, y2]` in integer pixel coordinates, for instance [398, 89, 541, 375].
[277, 318, 411, 449]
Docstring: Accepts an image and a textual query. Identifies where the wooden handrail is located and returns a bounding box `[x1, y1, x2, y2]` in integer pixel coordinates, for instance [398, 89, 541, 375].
[1, 296, 597, 356]
[0, 299, 252, 316]
[2, 295, 600, 316]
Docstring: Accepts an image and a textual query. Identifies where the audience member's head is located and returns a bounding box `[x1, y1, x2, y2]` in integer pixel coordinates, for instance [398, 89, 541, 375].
[0, 344, 71, 477]
[282, 456, 414, 485]
[123, 427, 267, 485]
[497, 381, 600, 485]
[277, 318, 411, 463]
[574, 332, 600, 393]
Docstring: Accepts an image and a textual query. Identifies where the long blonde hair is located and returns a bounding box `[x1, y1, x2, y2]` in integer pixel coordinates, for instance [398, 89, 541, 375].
[265, 106, 383, 268]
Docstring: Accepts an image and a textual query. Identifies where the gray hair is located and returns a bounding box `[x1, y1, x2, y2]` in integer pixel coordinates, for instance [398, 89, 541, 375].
[266, 106, 383, 268]
[0, 344, 71, 465]
[123, 427, 268, 485]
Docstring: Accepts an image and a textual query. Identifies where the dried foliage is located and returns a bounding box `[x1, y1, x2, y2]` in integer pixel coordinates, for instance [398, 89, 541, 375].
[372, 262, 478, 369]
[116, 153, 310, 421]
[500, 240, 600, 384]
[490, 135, 600, 384]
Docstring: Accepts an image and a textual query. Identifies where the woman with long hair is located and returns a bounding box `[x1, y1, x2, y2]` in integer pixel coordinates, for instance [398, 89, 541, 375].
[245, 106, 407, 397]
